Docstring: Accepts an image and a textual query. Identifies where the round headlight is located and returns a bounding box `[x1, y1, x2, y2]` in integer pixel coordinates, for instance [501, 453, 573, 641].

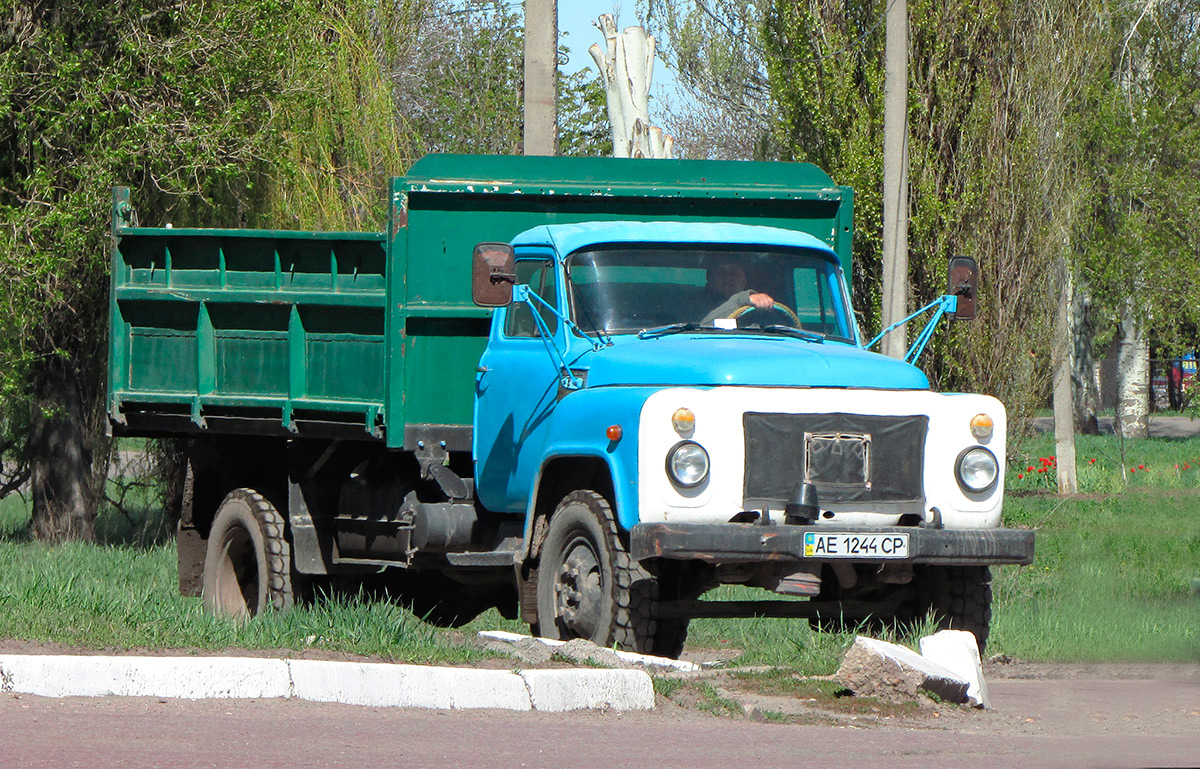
[956, 446, 999, 493]
[666, 441, 709, 487]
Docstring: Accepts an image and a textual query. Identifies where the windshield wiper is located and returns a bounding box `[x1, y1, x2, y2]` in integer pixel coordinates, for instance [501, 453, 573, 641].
[637, 322, 704, 339]
[756, 325, 826, 343]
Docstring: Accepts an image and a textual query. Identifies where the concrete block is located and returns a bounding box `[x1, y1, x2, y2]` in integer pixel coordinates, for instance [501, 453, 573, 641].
[519, 668, 655, 712]
[478, 630, 699, 671]
[919, 629, 990, 708]
[286, 660, 532, 711]
[836, 636, 969, 704]
[0, 655, 290, 699]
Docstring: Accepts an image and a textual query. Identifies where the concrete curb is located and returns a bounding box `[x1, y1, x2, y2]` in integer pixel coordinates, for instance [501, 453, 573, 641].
[0, 654, 655, 712]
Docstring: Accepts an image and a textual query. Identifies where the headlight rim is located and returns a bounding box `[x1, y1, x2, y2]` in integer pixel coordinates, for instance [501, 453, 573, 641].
[665, 439, 710, 488]
[955, 445, 999, 494]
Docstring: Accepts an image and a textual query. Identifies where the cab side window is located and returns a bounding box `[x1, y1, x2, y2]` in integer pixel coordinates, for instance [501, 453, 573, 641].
[505, 259, 559, 337]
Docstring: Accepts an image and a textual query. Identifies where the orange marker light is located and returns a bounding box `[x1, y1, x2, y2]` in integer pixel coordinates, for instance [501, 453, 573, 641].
[672, 408, 695, 435]
[606, 424, 623, 441]
[970, 413, 994, 441]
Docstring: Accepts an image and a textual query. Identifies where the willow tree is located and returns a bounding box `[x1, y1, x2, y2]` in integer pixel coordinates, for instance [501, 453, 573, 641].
[0, 0, 422, 541]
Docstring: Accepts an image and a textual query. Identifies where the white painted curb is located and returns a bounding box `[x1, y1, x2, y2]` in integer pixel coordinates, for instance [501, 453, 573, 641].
[521, 669, 656, 712]
[0, 654, 655, 712]
[0, 655, 290, 700]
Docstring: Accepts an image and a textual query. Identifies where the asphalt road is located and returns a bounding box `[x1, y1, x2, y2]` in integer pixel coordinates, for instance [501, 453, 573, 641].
[3, 670, 1198, 769]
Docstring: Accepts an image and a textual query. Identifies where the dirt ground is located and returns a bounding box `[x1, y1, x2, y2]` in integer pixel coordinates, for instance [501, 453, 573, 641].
[700, 659, 1200, 738]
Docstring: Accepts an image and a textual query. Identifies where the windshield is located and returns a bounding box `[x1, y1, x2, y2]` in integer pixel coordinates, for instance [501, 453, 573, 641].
[565, 245, 855, 342]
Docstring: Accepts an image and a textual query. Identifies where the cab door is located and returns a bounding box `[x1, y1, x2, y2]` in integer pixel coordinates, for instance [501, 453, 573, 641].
[473, 251, 564, 513]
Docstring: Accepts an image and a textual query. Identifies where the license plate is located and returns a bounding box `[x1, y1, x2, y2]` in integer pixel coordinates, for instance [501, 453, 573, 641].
[803, 532, 910, 559]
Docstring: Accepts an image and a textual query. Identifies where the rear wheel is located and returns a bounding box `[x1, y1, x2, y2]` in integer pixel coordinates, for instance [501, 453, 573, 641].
[535, 490, 684, 657]
[202, 489, 295, 619]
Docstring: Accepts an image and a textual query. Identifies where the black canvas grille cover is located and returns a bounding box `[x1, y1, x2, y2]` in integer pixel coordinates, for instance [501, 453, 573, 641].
[743, 412, 928, 506]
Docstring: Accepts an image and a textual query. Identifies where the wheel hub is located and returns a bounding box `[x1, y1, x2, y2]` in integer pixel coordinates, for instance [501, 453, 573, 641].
[554, 537, 602, 638]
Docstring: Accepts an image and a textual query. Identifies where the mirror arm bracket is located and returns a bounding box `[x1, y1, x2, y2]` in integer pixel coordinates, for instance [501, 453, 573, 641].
[865, 294, 958, 366]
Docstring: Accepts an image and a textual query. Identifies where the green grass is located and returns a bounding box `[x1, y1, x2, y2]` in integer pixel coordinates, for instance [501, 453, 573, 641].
[1008, 433, 1200, 493]
[0, 539, 516, 663]
[990, 491, 1200, 661]
[0, 495, 31, 541]
[680, 589, 944, 674]
[1, 434, 1198, 665]
[652, 677, 744, 717]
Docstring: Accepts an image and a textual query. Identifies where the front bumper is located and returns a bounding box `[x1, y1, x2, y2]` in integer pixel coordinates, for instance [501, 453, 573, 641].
[630, 523, 1035, 566]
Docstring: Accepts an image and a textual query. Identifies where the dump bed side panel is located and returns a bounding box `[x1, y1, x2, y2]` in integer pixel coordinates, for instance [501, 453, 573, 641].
[385, 155, 852, 448]
[108, 188, 389, 440]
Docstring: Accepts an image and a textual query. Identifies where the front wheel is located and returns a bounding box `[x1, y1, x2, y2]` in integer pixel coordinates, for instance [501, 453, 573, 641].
[535, 490, 685, 657]
[201, 488, 295, 619]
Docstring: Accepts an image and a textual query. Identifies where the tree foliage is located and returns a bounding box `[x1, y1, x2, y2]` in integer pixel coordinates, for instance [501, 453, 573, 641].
[0, 0, 420, 540]
[651, 0, 1198, 434]
[1074, 1, 1200, 353]
[641, 0, 777, 158]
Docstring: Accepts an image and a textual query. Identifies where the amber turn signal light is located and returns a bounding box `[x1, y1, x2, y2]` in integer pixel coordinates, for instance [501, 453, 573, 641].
[672, 408, 695, 435]
[606, 424, 623, 441]
[970, 413, 994, 441]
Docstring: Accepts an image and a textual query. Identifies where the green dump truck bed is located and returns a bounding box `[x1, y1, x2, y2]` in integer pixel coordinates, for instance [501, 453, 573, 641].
[108, 154, 852, 449]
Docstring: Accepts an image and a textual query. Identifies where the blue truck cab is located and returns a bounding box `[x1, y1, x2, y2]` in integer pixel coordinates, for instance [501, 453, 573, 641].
[472, 220, 1033, 657]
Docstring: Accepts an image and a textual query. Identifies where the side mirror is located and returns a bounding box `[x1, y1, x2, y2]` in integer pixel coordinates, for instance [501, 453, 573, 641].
[472, 242, 516, 307]
[946, 255, 977, 320]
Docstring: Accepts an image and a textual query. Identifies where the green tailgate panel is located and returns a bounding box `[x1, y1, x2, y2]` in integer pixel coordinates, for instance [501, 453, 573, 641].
[109, 201, 388, 439]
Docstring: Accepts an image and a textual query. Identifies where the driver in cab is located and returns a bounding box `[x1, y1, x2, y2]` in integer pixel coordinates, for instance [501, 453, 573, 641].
[703, 259, 775, 323]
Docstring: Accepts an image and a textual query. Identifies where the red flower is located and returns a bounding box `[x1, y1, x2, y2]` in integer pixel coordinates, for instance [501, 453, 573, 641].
[1139, 464, 1146, 470]
[1089, 458, 1097, 464]
[1186, 463, 1192, 470]
[1038, 468, 1045, 473]
[1027, 466, 1035, 472]
[1017, 473, 1024, 479]
[1130, 467, 1136, 473]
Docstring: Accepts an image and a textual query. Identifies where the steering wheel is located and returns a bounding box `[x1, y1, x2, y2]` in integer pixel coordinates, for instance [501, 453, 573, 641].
[728, 301, 801, 327]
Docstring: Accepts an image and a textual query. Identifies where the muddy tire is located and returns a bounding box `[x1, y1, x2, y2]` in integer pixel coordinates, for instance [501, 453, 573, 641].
[201, 488, 294, 619]
[923, 565, 993, 652]
[535, 490, 684, 657]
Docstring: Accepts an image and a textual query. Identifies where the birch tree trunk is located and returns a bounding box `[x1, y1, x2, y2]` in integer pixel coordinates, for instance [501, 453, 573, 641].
[1115, 299, 1150, 439]
[1052, 257, 1077, 493]
[588, 14, 673, 158]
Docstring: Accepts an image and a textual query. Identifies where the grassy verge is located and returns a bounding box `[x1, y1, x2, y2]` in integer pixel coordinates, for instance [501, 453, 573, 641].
[0, 539, 524, 663]
[1, 435, 1197, 666]
[991, 490, 1200, 661]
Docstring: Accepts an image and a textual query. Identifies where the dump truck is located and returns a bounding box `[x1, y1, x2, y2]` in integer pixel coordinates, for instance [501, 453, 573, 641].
[108, 154, 1033, 656]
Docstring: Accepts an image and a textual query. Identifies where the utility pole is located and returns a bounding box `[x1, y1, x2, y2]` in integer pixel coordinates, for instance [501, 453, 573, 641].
[880, 0, 909, 359]
[523, 0, 557, 156]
